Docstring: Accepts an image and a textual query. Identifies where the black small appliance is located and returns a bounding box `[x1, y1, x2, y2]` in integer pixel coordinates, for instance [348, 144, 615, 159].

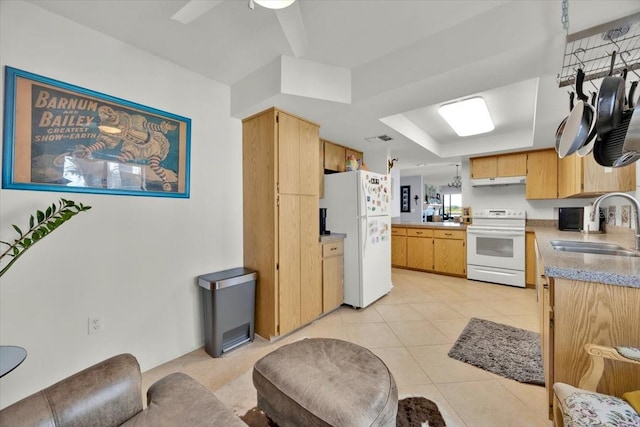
[558, 207, 583, 231]
[319, 208, 330, 235]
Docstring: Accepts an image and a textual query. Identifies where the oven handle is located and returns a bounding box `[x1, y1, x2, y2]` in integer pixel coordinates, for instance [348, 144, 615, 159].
[467, 228, 525, 237]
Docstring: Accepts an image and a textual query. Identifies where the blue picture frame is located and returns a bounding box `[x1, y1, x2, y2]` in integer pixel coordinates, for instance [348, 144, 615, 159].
[2, 66, 191, 198]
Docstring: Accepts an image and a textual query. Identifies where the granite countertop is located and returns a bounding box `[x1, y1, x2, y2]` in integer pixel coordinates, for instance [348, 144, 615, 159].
[533, 226, 640, 288]
[392, 222, 467, 230]
[319, 233, 347, 243]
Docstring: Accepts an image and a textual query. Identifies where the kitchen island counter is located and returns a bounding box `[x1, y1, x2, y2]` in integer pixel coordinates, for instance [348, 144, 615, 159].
[533, 226, 639, 288]
[319, 233, 346, 243]
[392, 222, 466, 230]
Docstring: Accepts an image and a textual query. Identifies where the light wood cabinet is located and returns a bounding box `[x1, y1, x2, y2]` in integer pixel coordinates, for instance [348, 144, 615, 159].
[243, 108, 321, 339]
[433, 229, 466, 276]
[321, 240, 344, 313]
[406, 228, 434, 270]
[391, 227, 407, 267]
[498, 153, 527, 177]
[526, 149, 558, 200]
[393, 227, 466, 277]
[470, 156, 498, 179]
[319, 139, 325, 197]
[536, 243, 554, 419]
[323, 140, 346, 172]
[525, 231, 536, 288]
[557, 152, 636, 198]
[470, 153, 526, 179]
[322, 140, 364, 173]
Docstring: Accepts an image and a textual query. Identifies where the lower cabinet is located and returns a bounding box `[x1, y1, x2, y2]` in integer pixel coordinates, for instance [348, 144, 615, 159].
[391, 227, 407, 267]
[433, 230, 466, 276]
[393, 227, 466, 277]
[321, 240, 344, 313]
[406, 228, 434, 270]
[525, 231, 536, 288]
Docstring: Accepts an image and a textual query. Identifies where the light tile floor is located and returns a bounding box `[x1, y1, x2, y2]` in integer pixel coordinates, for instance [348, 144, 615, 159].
[142, 268, 552, 427]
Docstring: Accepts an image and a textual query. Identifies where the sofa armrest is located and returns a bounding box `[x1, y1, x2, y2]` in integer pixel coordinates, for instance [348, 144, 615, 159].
[121, 372, 246, 427]
[0, 354, 143, 427]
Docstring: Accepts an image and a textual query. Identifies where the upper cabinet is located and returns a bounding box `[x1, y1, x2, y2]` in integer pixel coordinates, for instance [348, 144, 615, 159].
[322, 140, 364, 173]
[323, 140, 346, 172]
[526, 149, 558, 200]
[470, 153, 527, 179]
[558, 152, 636, 198]
[472, 147, 635, 200]
[279, 112, 320, 196]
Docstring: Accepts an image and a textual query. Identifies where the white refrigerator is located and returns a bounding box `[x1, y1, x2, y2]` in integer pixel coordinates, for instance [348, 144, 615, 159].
[321, 170, 392, 308]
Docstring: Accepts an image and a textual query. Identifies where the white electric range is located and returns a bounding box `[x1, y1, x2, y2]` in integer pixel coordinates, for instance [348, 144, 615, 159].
[466, 209, 526, 287]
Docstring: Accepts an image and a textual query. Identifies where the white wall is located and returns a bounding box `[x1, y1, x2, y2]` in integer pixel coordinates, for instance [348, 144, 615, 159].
[0, 0, 242, 408]
[390, 166, 400, 218]
[399, 175, 423, 223]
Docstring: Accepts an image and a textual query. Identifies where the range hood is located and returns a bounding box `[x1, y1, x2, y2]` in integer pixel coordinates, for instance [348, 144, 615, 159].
[471, 176, 526, 187]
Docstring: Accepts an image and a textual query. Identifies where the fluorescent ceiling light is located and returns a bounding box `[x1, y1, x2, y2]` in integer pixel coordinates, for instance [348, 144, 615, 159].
[254, 0, 295, 9]
[438, 97, 494, 137]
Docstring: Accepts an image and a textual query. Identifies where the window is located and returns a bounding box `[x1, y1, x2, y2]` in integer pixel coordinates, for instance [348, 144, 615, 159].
[443, 193, 462, 218]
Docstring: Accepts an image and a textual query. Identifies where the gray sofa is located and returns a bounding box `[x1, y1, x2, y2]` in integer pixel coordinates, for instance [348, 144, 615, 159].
[0, 353, 246, 427]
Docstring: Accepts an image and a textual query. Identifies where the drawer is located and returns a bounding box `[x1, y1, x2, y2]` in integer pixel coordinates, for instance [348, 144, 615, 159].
[407, 228, 434, 237]
[391, 227, 407, 236]
[322, 241, 344, 257]
[433, 229, 465, 240]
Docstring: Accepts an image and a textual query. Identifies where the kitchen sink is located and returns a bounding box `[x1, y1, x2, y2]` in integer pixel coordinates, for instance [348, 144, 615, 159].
[550, 240, 640, 257]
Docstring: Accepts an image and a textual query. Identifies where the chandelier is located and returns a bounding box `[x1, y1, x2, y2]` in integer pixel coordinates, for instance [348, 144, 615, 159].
[448, 164, 462, 188]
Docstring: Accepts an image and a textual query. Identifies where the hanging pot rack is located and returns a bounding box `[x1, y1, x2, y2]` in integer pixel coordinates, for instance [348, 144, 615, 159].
[558, 12, 640, 88]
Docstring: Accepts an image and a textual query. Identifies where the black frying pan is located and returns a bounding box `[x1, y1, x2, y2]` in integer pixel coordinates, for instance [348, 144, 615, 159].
[613, 81, 640, 167]
[594, 81, 637, 167]
[596, 52, 625, 136]
[555, 91, 575, 154]
[577, 92, 599, 157]
[558, 69, 596, 158]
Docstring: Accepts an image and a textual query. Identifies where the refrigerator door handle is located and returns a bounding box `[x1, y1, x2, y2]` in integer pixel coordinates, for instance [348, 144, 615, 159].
[361, 174, 370, 255]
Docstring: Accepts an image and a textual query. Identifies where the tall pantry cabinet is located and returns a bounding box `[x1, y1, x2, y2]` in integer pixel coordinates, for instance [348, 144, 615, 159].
[242, 108, 321, 339]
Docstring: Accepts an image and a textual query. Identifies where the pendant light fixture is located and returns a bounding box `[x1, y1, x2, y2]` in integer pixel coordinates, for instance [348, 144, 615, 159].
[448, 164, 462, 188]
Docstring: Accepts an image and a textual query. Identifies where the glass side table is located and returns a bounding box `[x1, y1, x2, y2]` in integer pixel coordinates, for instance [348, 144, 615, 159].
[0, 346, 27, 377]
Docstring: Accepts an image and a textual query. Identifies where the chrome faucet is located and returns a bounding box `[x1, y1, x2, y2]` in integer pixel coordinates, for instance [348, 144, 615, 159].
[591, 192, 640, 250]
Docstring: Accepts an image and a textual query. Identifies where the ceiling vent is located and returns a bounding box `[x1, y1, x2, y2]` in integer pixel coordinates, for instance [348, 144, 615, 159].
[365, 134, 393, 143]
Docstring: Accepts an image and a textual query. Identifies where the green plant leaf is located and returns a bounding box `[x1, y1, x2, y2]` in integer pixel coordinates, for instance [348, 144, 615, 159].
[1, 198, 91, 278]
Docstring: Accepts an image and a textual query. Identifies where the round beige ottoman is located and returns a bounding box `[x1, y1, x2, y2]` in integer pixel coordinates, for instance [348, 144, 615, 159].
[252, 338, 398, 427]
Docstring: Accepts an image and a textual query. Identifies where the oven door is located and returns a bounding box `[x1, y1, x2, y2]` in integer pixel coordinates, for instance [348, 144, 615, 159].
[466, 226, 525, 271]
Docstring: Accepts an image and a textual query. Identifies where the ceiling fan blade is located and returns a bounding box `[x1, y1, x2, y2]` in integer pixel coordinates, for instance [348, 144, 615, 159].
[171, 0, 224, 24]
[275, 1, 308, 57]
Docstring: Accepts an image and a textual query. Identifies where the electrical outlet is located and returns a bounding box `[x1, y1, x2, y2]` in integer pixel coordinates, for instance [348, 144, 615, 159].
[88, 317, 103, 335]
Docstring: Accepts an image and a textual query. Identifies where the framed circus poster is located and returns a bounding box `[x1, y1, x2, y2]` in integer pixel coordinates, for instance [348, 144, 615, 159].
[2, 66, 191, 198]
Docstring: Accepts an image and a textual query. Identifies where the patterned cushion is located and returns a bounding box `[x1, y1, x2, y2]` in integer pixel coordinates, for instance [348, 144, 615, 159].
[554, 383, 640, 427]
[617, 346, 640, 362]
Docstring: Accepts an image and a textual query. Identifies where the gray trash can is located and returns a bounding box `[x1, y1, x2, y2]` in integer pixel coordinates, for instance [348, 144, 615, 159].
[198, 268, 257, 358]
